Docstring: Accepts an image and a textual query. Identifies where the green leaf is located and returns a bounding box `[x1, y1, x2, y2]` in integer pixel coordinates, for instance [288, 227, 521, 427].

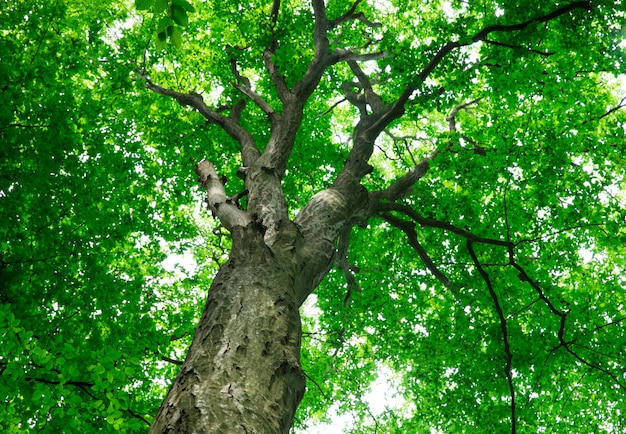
[170, 4, 188, 27]
[156, 16, 175, 32]
[169, 26, 183, 49]
[134, 0, 154, 11]
[171, 0, 195, 13]
[155, 31, 167, 50]
[154, 0, 168, 14]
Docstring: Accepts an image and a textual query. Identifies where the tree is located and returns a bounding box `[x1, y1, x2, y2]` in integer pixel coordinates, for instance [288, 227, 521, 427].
[1, 0, 625, 432]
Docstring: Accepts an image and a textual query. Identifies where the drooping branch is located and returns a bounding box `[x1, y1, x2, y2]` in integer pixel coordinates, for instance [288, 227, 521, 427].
[382, 212, 458, 294]
[195, 161, 252, 231]
[467, 240, 516, 434]
[138, 72, 260, 166]
[507, 254, 626, 391]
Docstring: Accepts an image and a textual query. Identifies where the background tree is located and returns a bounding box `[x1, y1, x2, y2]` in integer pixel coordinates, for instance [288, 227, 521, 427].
[1, 0, 625, 433]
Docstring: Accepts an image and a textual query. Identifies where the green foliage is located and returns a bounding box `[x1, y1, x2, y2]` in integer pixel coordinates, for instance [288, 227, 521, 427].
[2, 0, 626, 432]
[136, 0, 194, 50]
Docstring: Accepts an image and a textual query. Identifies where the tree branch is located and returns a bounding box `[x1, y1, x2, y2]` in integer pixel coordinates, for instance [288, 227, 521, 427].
[467, 240, 516, 433]
[483, 39, 554, 57]
[582, 95, 626, 124]
[292, 0, 331, 99]
[471, 1, 591, 42]
[447, 98, 482, 132]
[195, 161, 253, 231]
[346, 60, 386, 113]
[263, 0, 291, 102]
[335, 226, 362, 306]
[161, 356, 184, 366]
[508, 255, 626, 391]
[332, 48, 389, 64]
[392, 1, 592, 110]
[382, 213, 458, 294]
[230, 58, 276, 118]
[138, 72, 261, 166]
[328, 0, 382, 29]
[377, 202, 512, 248]
[372, 151, 435, 202]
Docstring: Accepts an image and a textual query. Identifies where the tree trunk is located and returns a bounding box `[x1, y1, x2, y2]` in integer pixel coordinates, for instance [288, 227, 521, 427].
[149, 223, 307, 433]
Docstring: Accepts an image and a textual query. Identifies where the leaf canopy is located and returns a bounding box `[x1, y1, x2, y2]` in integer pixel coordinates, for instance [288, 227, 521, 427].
[1, 0, 625, 432]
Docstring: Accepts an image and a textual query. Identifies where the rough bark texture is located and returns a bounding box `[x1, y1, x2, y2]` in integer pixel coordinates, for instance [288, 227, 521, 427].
[149, 224, 306, 433]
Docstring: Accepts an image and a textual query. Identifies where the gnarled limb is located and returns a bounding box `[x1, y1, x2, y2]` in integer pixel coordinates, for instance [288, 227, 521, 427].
[195, 161, 252, 231]
[138, 72, 261, 167]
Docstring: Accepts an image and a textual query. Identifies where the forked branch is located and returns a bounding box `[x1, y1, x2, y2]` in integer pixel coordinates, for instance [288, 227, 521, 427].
[382, 213, 458, 293]
[328, 0, 382, 29]
[138, 72, 261, 166]
[230, 58, 276, 118]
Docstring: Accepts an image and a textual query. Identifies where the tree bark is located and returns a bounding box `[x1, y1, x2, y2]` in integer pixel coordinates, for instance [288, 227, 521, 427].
[149, 223, 306, 433]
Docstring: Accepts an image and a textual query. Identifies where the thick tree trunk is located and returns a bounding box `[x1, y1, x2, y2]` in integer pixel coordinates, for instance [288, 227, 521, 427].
[150, 154, 362, 432]
[149, 223, 306, 433]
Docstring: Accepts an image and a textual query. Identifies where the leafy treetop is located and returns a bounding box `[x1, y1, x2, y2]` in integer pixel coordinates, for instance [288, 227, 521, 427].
[1, 0, 625, 432]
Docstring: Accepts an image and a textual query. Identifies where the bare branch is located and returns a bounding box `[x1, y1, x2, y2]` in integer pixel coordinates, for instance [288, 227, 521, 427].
[195, 161, 253, 231]
[382, 213, 458, 294]
[447, 98, 482, 132]
[230, 58, 276, 118]
[138, 72, 261, 166]
[467, 240, 516, 432]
